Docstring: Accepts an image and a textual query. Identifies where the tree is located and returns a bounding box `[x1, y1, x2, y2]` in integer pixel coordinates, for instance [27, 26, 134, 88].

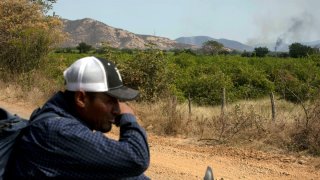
[0, 0, 64, 73]
[118, 49, 173, 101]
[76, 42, 92, 53]
[289, 43, 314, 58]
[253, 47, 269, 57]
[201, 40, 224, 55]
[278, 52, 290, 58]
[241, 50, 252, 57]
[29, 0, 57, 13]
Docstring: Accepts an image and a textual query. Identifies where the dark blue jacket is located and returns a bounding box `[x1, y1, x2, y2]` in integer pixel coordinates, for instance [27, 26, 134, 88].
[6, 91, 150, 179]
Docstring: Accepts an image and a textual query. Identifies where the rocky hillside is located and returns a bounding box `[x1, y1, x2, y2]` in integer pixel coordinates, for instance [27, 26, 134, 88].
[175, 36, 254, 51]
[61, 18, 194, 50]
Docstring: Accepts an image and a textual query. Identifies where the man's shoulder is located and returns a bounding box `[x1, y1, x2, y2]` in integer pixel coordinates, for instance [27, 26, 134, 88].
[31, 111, 78, 126]
[29, 108, 80, 130]
[27, 112, 89, 141]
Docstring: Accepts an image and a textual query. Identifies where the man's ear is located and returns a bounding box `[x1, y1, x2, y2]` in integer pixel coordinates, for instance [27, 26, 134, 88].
[75, 91, 86, 108]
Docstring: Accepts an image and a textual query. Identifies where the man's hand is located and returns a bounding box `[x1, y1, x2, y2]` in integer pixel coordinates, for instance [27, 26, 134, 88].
[119, 102, 135, 115]
[110, 102, 135, 128]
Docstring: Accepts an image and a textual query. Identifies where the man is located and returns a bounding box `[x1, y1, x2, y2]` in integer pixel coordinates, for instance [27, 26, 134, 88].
[5, 56, 150, 179]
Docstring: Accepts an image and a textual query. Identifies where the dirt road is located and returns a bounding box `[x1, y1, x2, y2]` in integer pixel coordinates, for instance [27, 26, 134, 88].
[1, 99, 319, 179]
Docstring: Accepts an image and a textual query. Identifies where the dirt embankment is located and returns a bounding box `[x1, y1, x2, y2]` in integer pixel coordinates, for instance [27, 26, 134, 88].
[1, 99, 319, 180]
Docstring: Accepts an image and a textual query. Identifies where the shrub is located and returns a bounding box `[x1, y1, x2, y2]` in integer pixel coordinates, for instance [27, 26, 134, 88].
[0, 0, 64, 74]
[182, 71, 233, 105]
[117, 49, 174, 101]
[253, 47, 269, 57]
[208, 104, 268, 143]
[1, 28, 52, 73]
[290, 99, 320, 155]
[76, 42, 92, 53]
[274, 65, 319, 103]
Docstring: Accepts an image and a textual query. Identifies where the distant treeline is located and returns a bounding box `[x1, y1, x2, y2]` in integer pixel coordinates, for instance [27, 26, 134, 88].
[56, 40, 320, 59]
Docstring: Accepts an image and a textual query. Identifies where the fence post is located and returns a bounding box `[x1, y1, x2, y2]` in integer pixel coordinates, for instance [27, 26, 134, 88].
[172, 96, 177, 113]
[221, 87, 226, 116]
[270, 92, 276, 122]
[168, 96, 177, 123]
[188, 93, 192, 116]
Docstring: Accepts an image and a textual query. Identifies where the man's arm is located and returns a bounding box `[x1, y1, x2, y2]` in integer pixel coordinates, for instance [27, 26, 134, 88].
[62, 115, 149, 179]
[30, 109, 149, 179]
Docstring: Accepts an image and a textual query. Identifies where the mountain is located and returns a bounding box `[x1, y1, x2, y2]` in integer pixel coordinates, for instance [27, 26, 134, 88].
[61, 18, 195, 50]
[175, 36, 214, 46]
[175, 36, 254, 51]
[61, 18, 320, 51]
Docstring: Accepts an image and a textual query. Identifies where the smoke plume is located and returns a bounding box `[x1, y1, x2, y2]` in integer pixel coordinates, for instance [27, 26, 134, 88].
[274, 38, 283, 52]
[247, 0, 320, 47]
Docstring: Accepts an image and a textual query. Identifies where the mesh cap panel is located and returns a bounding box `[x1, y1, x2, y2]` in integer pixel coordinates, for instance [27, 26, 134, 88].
[63, 56, 138, 101]
[64, 57, 108, 92]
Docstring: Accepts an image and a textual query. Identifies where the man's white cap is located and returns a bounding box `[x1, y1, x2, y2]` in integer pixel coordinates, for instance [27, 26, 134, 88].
[63, 56, 138, 101]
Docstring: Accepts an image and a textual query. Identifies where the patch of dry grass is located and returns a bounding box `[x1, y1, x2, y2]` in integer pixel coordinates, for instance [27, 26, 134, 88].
[135, 98, 302, 134]
[0, 70, 63, 106]
[134, 97, 320, 155]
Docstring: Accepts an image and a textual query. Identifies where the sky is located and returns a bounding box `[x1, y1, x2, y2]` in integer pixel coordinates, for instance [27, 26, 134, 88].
[51, 0, 320, 45]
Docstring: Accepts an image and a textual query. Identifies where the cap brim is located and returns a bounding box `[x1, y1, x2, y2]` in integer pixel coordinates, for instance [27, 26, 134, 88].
[105, 86, 139, 101]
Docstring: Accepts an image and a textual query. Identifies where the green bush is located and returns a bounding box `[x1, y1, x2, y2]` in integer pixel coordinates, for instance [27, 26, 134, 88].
[116, 50, 174, 101]
[0, 0, 63, 75]
[0, 28, 51, 73]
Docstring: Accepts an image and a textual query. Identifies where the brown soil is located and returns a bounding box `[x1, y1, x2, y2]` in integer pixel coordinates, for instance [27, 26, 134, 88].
[1, 99, 320, 180]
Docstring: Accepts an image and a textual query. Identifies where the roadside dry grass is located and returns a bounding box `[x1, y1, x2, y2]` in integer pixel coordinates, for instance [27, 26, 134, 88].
[133, 97, 320, 155]
[134, 98, 303, 135]
[0, 71, 63, 106]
